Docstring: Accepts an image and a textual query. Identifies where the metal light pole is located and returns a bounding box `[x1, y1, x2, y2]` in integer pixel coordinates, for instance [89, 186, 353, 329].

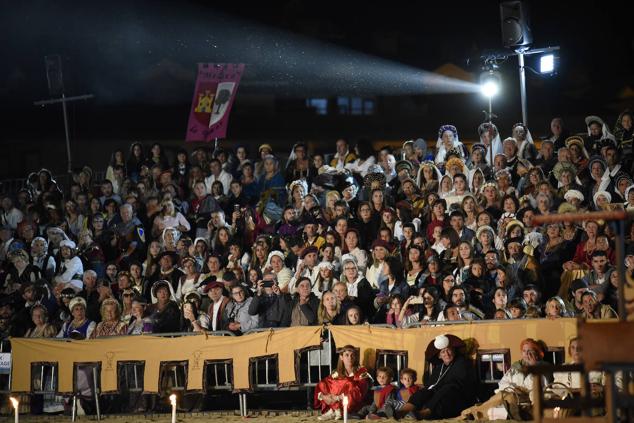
[33, 55, 94, 174]
[517, 48, 528, 125]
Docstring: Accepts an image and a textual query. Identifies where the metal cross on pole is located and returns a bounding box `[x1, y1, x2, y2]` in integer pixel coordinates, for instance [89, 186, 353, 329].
[33, 55, 94, 174]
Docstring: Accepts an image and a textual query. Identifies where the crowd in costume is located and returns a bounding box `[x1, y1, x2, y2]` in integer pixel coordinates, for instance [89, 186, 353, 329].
[1, 111, 633, 418]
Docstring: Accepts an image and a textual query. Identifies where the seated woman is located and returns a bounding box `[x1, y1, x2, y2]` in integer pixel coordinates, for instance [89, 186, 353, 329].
[314, 345, 370, 420]
[396, 334, 477, 420]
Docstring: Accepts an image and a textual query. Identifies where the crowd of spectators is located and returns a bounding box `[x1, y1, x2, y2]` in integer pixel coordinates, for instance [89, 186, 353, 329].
[1, 110, 633, 341]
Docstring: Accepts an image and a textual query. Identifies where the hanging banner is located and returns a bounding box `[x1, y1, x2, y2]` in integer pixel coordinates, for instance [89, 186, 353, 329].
[186, 63, 245, 142]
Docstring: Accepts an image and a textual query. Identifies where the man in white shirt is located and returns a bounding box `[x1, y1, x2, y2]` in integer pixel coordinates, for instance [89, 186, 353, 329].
[205, 159, 233, 195]
[1, 196, 24, 230]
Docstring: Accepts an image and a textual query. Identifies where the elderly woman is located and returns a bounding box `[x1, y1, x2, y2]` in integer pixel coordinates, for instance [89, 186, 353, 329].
[461, 338, 551, 420]
[314, 345, 370, 420]
[289, 277, 320, 326]
[396, 334, 477, 419]
[57, 297, 96, 339]
[91, 298, 127, 338]
[25, 304, 57, 338]
[340, 254, 374, 320]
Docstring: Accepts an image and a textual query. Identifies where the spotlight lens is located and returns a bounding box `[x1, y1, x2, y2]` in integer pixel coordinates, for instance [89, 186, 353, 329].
[481, 80, 499, 98]
[540, 54, 554, 74]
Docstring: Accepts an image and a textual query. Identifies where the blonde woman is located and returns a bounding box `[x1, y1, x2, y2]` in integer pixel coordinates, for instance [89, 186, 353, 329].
[152, 200, 190, 238]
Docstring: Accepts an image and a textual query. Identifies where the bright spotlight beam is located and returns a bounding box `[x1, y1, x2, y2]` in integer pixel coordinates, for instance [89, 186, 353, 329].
[481, 80, 499, 97]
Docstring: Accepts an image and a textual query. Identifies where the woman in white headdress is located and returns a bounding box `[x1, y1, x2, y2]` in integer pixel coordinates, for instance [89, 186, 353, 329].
[478, 122, 502, 165]
[434, 125, 467, 165]
[512, 123, 537, 161]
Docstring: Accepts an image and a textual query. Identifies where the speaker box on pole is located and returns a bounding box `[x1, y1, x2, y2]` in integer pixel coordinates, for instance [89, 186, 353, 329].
[500, 1, 533, 49]
[45, 55, 65, 97]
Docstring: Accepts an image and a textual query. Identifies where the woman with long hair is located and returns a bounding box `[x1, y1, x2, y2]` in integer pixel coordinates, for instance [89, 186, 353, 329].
[317, 291, 342, 325]
[314, 345, 370, 420]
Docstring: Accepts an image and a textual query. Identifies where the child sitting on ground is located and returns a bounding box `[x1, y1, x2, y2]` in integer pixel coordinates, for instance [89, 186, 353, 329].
[354, 367, 395, 419]
[371, 368, 420, 419]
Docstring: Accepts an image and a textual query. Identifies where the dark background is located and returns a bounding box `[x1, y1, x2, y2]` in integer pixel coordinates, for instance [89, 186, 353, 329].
[1, 0, 633, 177]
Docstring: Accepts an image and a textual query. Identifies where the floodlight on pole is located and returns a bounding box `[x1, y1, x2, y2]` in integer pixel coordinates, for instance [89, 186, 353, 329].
[480, 70, 501, 98]
[539, 54, 555, 74]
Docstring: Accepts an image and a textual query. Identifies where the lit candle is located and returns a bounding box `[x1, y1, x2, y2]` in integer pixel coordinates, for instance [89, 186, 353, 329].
[9, 397, 19, 423]
[342, 395, 348, 423]
[169, 394, 177, 423]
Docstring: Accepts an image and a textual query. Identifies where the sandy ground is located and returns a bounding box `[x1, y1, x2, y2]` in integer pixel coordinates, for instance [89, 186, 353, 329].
[14, 413, 516, 423]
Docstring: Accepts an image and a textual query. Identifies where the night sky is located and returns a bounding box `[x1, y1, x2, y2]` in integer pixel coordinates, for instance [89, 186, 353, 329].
[2, 0, 633, 141]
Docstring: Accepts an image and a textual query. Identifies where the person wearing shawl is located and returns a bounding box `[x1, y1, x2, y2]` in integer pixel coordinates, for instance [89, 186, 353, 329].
[284, 142, 312, 184]
[416, 161, 442, 194]
[565, 136, 590, 171]
[478, 122, 503, 166]
[314, 345, 370, 420]
[512, 123, 537, 161]
[434, 125, 467, 165]
[395, 334, 477, 420]
[584, 115, 616, 155]
[614, 109, 633, 171]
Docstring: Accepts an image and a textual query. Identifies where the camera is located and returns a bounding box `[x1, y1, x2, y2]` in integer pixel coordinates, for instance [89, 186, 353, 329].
[262, 281, 274, 288]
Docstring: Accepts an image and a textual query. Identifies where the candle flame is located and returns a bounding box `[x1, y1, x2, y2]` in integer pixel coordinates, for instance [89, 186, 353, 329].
[9, 397, 19, 409]
[169, 394, 177, 406]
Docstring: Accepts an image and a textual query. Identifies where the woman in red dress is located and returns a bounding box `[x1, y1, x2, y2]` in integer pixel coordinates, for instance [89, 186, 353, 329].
[314, 345, 370, 420]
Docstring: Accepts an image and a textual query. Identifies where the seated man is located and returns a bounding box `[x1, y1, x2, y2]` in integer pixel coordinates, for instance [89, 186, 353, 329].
[460, 338, 552, 420]
[396, 334, 477, 420]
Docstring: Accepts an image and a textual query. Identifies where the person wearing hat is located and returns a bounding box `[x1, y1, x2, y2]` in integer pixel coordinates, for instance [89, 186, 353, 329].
[288, 245, 320, 294]
[254, 144, 273, 178]
[147, 280, 180, 333]
[477, 122, 502, 165]
[314, 345, 370, 420]
[564, 135, 590, 170]
[57, 296, 96, 339]
[461, 338, 551, 420]
[394, 334, 476, 420]
[53, 239, 84, 287]
[152, 250, 184, 296]
[127, 295, 153, 335]
[202, 279, 230, 331]
[584, 115, 616, 155]
[365, 239, 391, 290]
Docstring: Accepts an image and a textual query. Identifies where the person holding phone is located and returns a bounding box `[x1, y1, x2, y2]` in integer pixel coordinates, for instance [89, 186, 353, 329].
[247, 273, 291, 328]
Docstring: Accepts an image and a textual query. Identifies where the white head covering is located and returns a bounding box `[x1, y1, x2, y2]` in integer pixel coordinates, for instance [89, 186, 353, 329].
[59, 239, 76, 250]
[564, 190, 584, 203]
[593, 191, 612, 207]
[478, 122, 503, 165]
[265, 250, 286, 268]
[416, 161, 443, 188]
[585, 115, 616, 142]
[435, 125, 463, 164]
[434, 334, 450, 350]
